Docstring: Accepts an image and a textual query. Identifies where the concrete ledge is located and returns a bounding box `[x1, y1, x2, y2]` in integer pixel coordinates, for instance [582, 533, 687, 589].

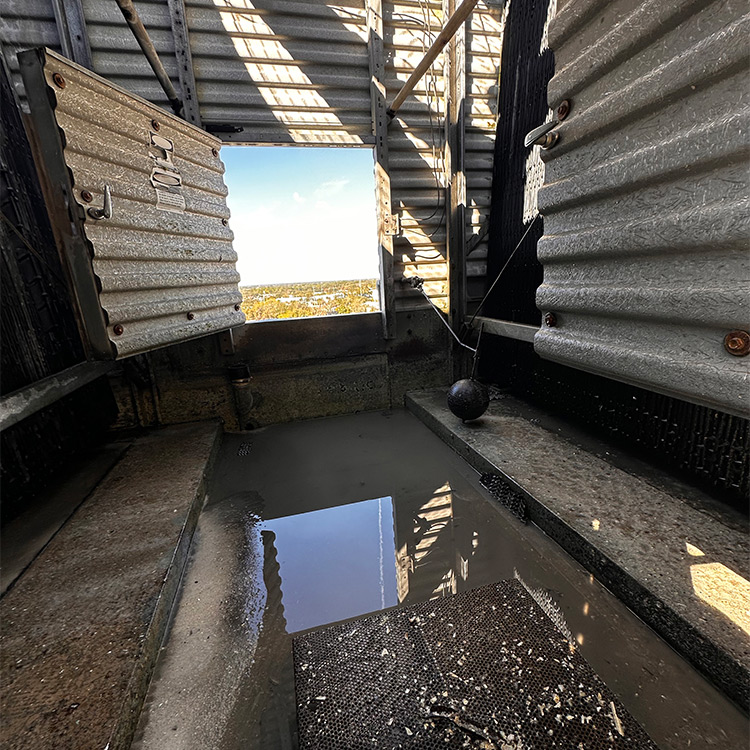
[0, 420, 222, 750]
[406, 388, 750, 711]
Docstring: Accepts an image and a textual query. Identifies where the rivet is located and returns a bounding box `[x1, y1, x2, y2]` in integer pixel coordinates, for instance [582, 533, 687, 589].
[221, 218, 228, 226]
[151, 119, 160, 132]
[557, 99, 570, 121]
[52, 73, 66, 89]
[544, 312, 558, 327]
[187, 312, 195, 321]
[212, 147, 219, 157]
[234, 303, 241, 311]
[80, 190, 93, 203]
[724, 330, 750, 357]
[113, 324, 124, 336]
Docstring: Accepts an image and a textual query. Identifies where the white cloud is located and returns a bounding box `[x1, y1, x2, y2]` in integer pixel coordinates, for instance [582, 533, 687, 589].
[314, 178, 350, 199]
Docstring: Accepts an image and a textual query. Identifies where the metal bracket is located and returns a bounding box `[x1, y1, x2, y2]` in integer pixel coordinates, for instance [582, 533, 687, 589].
[383, 212, 401, 236]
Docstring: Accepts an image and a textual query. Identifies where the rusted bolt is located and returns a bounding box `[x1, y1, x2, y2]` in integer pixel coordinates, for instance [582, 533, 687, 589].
[187, 312, 195, 321]
[544, 312, 558, 327]
[724, 330, 750, 357]
[221, 218, 228, 226]
[113, 324, 124, 336]
[151, 119, 160, 131]
[80, 190, 93, 203]
[234, 303, 241, 311]
[557, 99, 570, 120]
[52, 72, 66, 89]
[212, 147, 219, 157]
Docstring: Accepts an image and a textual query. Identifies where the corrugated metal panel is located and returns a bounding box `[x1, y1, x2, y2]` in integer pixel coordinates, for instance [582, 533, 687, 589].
[0, 0, 60, 104]
[535, 0, 750, 416]
[385, 0, 503, 311]
[81, 0, 178, 110]
[20, 48, 244, 359]
[185, 0, 374, 145]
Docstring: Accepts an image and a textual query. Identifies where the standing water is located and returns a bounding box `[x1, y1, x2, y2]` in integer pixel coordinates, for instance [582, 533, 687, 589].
[132, 410, 747, 749]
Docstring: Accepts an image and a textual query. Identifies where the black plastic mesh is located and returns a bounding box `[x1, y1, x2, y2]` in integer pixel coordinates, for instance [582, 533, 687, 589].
[479, 474, 528, 523]
[294, 580, 657, 750]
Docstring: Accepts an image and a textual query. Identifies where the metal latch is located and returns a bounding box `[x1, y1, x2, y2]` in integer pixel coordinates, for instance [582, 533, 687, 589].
[87, 184, 113, 220]
[524, 100, 570, 150]
[383, 212, 401, 237]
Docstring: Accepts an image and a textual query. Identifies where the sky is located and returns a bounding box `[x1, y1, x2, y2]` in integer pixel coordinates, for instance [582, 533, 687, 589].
[221, 146, 379, 286]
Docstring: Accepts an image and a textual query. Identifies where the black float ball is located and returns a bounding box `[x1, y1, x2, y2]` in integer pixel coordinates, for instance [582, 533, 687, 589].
[447, 379, 489, 422]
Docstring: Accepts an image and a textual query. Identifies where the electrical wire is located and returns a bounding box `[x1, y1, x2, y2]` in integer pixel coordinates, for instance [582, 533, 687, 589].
[465, 212, 540, 332]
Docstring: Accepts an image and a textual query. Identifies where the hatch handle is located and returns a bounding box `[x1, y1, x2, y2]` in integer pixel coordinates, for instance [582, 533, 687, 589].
[87, 184, 112, 220]
[524, 119, 559, 149]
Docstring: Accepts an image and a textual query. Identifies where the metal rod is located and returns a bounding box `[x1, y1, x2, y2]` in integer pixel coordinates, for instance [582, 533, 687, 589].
[408, 278, 476, 353]
[386, 0, 479, 118]
[114, 0, 183, 115]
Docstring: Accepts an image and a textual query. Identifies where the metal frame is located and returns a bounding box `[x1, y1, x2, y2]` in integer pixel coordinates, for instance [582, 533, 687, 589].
[367, 0, 396, 339]
[467, 316, 538, 344]
[0, 361, 114, 432]
[167, 0, 201, 127]
[444, 0, 468, 375]
[51, 0, 92, 69]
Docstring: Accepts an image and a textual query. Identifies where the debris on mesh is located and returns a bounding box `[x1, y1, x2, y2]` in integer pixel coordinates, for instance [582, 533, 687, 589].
[293, 579, 658, 750]
[514, 569, 575, 651]
[488, 385, 507, 401]
[479, 473, 528, 523]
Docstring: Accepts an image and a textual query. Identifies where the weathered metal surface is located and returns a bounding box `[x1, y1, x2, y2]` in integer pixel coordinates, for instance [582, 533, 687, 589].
[469, 315, 537, 343]
[0, 0, 60, 102]
[0, 361, 114, 431]
[0, 420, 221, 750]
[81, 0, 180, 110]
[385, 0, 503, 312]
[51, 0, 92, 68]
[20, 48, 245, 358]
[406, 388, 750, 710]
[535, 0, 750, 416]
[185, 0, 373, 145]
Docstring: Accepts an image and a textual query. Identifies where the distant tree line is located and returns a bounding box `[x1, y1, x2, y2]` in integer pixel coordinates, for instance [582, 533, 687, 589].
[240, 279, 379, 321]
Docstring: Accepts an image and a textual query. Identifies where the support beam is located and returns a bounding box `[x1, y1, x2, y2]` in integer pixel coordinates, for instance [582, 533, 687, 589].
[387, 0, 478, 118]
[367, 0, 395, 339]
[166, 0, 201, 126]
[444, 0, 467, 378]
[51, 0, 92, 69]
[114, 0, 183, 115]
[467, 316, 538, 344]
[0, 361, 115, 432]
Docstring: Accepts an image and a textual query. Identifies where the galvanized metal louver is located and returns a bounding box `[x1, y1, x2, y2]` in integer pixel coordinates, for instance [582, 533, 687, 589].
[535, 0, 750, 417]
[19, 48, 245, 359]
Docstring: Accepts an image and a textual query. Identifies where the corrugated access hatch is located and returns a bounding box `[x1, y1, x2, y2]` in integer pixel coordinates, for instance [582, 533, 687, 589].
[19, 47, 245, 359]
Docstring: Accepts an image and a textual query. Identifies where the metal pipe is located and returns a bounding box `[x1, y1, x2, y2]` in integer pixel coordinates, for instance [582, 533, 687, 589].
[114, 0, 183, 115]
[386, 0, 479, 118]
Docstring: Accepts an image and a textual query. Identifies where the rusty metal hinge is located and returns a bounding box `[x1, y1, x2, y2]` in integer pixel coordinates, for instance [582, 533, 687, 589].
[383, 212, 401, 237]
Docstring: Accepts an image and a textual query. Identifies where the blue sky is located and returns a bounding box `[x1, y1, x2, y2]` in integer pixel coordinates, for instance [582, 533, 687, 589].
[222, 146, 379, 286]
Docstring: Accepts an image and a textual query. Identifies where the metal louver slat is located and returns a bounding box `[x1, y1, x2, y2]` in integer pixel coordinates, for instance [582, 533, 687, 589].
[19, 47, 245, 359]
[535, 0, 750, 417]
[186, 0, 374, 145]
[385, 0, 503, 312]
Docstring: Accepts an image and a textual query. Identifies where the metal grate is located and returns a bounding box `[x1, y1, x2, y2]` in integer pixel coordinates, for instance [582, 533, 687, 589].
[294, 579, 657, 749]
[479, 473, 528, 523]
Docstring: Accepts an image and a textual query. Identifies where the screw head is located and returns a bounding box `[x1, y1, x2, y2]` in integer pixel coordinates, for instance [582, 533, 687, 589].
[557, 99, 570, 120]
[234, 303, 241, 311]
[80, 190, 93, 203]
[113, 324, 124, 336]
[221, 218, 228, 226]
[544, 312, 558, 327]
[187, 312, 195, 321]
[212, 147, 219, 157]
[52, 72, 66, 89]
[724, 330, 750, 357]
[151, 119, 160, 132]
